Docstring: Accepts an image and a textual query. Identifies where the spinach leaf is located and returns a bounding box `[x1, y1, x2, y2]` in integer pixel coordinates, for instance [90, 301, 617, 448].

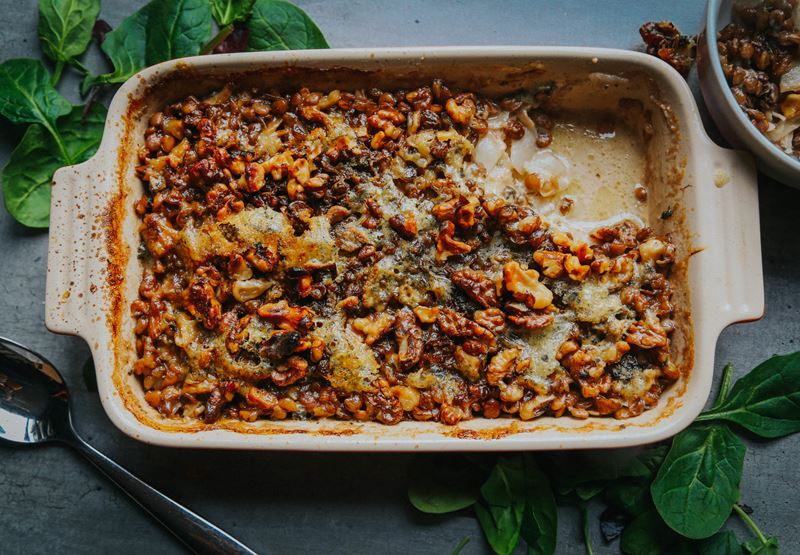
[38, 0, 100, 68]
[2, 125, 63, 228]
[651, 424, 745, 539]
[210, 0, 254, 26]
[604, 481, 652, 516]
[0, 58, 71, 127]
[474, 455, 525, 555]
[699, 531, 743, 555]
[145, 0, 213, 65]
[603, 445, 667, 515]
[549, 446, 666, 503]
[407, 454, 485, 514]
[82, 0, 154, 94]
[2, 104, 105, 227]
[248, 0, 328, 51]
[742, 536, 779, 555]
[520, 455, 557, 555]
[620, 509, 693, 555]
[451, 537, 470, 555]
[697, 353, 800, 438]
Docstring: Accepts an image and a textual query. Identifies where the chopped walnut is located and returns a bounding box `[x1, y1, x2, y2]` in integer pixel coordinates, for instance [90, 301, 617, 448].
[455, 347, 483, 382]
[451, 269, 499, 308]
[257, 300, 314, 331]
[473, 308, 506, 334]
[503, 261, 553, 310]
[486, 348, 520, 385]
[395, 308, 424, 370]
[436, 221, 472, 261]
[352, 312, 396, 345]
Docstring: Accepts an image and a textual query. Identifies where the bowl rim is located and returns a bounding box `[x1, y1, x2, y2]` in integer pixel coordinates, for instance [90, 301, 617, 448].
[704, 0, 800, 174]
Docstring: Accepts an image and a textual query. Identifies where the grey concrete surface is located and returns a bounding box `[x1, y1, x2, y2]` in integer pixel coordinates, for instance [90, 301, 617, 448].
[0, 0, 798, 553]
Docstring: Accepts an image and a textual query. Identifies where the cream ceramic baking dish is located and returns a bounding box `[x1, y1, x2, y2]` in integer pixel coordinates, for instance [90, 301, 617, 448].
[45, 47, 763, 451]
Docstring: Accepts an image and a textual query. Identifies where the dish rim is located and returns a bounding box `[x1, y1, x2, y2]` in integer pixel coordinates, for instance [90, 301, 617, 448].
[45, 46, 764, 450]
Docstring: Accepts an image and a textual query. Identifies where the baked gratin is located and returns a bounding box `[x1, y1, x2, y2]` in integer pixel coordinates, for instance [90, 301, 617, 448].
[131, 81, 679, 426]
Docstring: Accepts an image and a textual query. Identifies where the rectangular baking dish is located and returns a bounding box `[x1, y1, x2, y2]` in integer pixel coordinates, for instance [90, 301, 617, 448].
[44, 47, 763, 451]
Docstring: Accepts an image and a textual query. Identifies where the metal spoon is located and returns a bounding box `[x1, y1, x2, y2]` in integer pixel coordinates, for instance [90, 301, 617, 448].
[0, 336, 258, 555]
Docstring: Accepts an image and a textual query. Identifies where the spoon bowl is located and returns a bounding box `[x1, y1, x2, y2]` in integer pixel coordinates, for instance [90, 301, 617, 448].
[0, 336, 257, 555]
[0, 338, 69, 444]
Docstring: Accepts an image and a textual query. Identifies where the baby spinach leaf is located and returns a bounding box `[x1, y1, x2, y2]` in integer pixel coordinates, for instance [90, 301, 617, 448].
[474, 455, 525, 555]
[38, 0, 101, 65]
[604, 481, 652, 516]
[0, 58, 71, 127]
[651, 424, 745, 539]
[620, 509, 693, 555]
[699, 531, 743, 555]
[520, 455, 557, 555]
[82, 0, 154, 94]
[145, 0, 213, 65]
[210, 0, 254, 26]
[697, 353, 800, 438]
[2, 125, 63, 228]
[742, 536, 779, 555]
[248, 0, 328, 51]
[407, 454, 485, 514]
[2, 103, 105, 227]
[451, 536, 470, 555]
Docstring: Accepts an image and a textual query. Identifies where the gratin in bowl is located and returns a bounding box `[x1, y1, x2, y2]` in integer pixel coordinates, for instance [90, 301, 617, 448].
[45, 47, 763, 451]
[698, 0, 800, 185]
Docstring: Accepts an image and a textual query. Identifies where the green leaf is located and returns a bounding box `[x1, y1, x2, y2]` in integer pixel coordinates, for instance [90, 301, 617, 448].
[61, 103, 107, 162]
[407, 454, 485, 514]
[698, 353, 800, 439]
[145, 0, 213, 65]
[520, 455, 557, 555]
[82, 0, 154, 94]
[742, 536, 779, 555]
[700, 531, 743, 555]
[605, 481, 653, 516]
[248, 0, 328, 51]
[475, 456, 525, 555]
[2, 125, 62, 228]
[2, 104, 106, 227]
[451, 537, 470, 555]
[620, 510, 693, 555]
[0, 58, 71, 127]
[651, 424, 745, 539]
[38, 0, 101, 64]
[210, 0, 254, 26]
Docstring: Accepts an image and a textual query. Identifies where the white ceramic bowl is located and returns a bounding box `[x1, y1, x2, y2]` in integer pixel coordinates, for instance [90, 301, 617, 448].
[45, 47, 763, 451]
[698, 0, 800, 185]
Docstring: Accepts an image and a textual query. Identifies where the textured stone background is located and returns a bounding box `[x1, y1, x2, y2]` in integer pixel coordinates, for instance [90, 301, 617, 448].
[0, 0, 798, 553]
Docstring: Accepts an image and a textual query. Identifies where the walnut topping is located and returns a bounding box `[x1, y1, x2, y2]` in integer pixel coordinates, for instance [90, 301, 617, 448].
[132, 81, 679, 427]
[395, 308, 424, 370]
[486, 348, 520, 385]
[445, 95, 477, 124]
[451, 269, 499, 308]
[473, 308, 506, 334]
[503, 261, 553, 310]
[388, 213, 418, 239]
[436, 221, 472, 261]
[257, 300, 314, 331]
[413, 306, 440, 324]
[352, 313, 396, 345]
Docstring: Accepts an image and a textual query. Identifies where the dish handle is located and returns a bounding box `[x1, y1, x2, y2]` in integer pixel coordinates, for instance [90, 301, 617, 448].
[45, 155, 109, 338]
[706, 144, 764, 328]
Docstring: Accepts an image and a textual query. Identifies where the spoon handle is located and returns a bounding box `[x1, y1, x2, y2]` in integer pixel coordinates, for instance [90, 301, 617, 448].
[67, 434, 258, 555]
